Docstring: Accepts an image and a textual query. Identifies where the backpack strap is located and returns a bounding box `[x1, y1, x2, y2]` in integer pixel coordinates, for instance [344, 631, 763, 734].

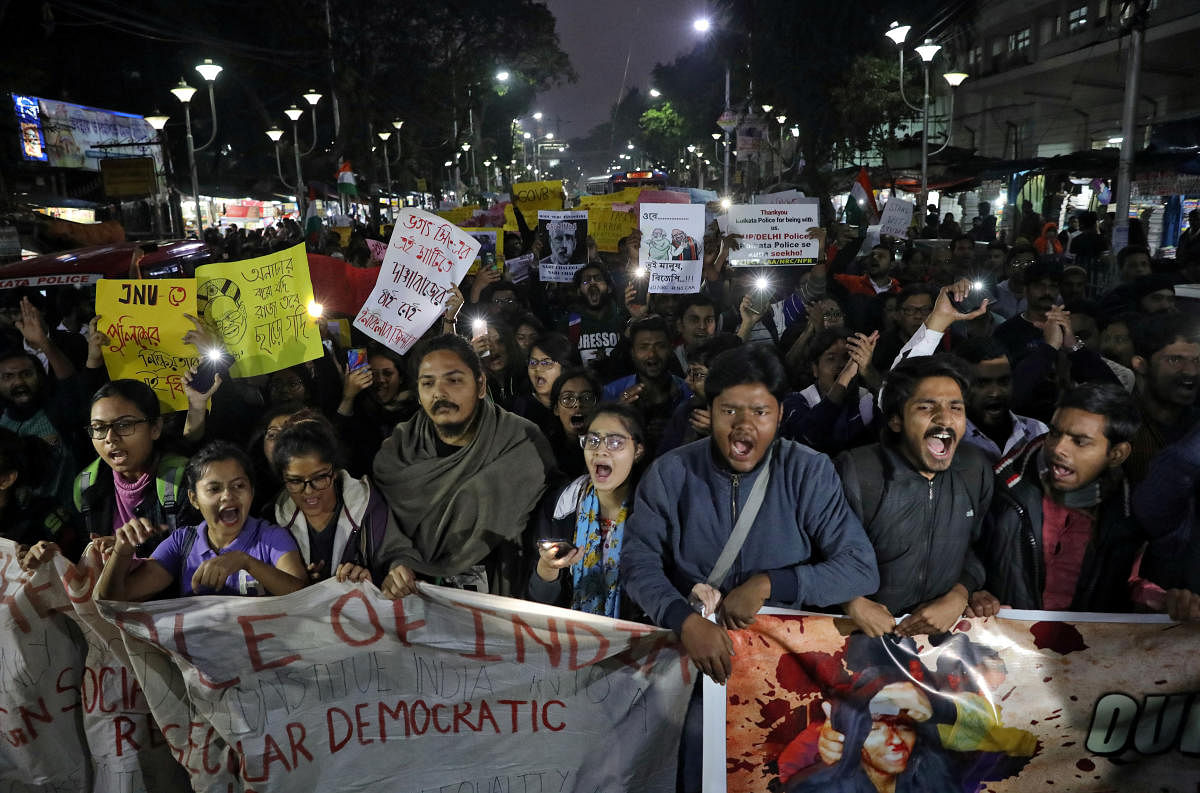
[73, 459, 102, 514]
[155, 457, 187, 533]
[854, 446, 890, 530]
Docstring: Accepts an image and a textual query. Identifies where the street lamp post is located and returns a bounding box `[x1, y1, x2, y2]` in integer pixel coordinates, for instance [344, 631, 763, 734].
[283, 105, 307, 217]
[774, 113, 787, 180]
[265, 127, 294, 191]
[914, 39, 942, 218]
[170, 59, 221, 234]
[711, 132, 721, 168]
[144, 111, 171, 236]
[378, 131, 393, 220]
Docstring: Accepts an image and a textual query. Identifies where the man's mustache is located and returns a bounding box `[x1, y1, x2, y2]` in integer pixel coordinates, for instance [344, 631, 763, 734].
[432, 400, 459, 412]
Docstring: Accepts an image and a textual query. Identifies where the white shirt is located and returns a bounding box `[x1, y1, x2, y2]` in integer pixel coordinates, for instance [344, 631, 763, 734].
[964, 413, 1048, 463]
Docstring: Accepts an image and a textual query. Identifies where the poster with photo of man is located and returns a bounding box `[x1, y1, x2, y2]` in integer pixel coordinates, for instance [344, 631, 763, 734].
[537, 210, 588, 282]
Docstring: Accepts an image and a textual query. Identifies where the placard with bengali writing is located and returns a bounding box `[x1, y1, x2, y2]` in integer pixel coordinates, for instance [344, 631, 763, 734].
[194, 243, 323, 378]
[96, 278, 198, 412]
[353, 208, 481, 354]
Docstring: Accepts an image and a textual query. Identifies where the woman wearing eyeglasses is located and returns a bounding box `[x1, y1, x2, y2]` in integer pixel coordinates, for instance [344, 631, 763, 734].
[94, 441, 307, 601]
[547, 368, 603, 479]
[511, 332, 581, 440]
[271, 410, 410, 587]
[528, 403, 646, 618]
[73, 380, 198, 544]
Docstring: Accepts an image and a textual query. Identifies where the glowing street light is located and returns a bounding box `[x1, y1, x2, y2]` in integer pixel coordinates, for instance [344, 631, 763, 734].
[496, 70, 510, 82]
[693, 17, 711, 32]
[649, 88, 661, 98]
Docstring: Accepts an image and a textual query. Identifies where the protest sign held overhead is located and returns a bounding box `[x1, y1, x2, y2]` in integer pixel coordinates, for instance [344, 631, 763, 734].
[95, 278, 198, 412]
[712, 610, 1200, 793]
[878, 197, 916, 239]
[505, 252, 535, 284]
[354, 208, 481, 354]
[726, 201, 821, 265]
[589, 207, 638, 253]
[639, 203, 705, 294]
[537, 210, 588, 283]
[512, 179, 565, 213]
[194, 243, 323, 378]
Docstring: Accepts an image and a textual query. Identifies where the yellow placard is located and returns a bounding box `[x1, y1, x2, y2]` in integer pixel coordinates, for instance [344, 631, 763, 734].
[462, 228, 506, 275]
[579, 187, 644, 211]
[194, 243, 323, 378]
[435, 206, 480, 226]
[330, 226, 352, 247]
[95, 279, 199, 414]
[589, 208, 638, 253]
[512, 180, 564, 213]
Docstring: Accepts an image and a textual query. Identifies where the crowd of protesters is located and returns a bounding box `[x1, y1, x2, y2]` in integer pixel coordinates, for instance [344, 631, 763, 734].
[2, 196, 1200, 792]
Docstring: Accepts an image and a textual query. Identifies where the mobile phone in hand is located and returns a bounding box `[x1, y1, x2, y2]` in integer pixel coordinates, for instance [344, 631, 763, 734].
[537, 539, 577, 558]
[191, 352, 231, 393]
[347, 347, 368, 372]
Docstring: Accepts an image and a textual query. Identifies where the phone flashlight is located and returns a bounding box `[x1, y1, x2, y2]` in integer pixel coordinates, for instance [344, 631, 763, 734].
[972, 280, 985, 291]
[634, 267, 647, 279]
[205, 348, 224, 362]
[472, 318, 488, 334]
[306, 300, 324, 318]
[755, 276, 771, 292]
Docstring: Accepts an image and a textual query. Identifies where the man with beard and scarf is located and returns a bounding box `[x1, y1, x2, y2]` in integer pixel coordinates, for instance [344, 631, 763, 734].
[621, 344, 878, 793]
[372, 334, 556, 597]
[1124, 313, 1200, 484]
[334, 346, 419, 477]
[559, 263, 626, 367]
[602, 316, 693, 454]
[0, 298, 89, 504]
[972, 383, 1143, 614]
[835, 354, 993, 639]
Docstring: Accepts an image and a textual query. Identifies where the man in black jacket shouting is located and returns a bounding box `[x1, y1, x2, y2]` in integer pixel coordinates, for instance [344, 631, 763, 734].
[973, 383, 1143, 614]
[836, 355, 993, 637]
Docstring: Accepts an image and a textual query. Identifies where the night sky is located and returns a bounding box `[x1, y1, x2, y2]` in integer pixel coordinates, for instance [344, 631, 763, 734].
[536, 0, 704, 138]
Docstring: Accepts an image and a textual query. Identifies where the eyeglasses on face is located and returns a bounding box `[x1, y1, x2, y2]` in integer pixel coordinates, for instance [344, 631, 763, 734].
[283, 468, 335, 493]
[579, 432, 632, 452]
[558, 391, 597, 409]
[686, 367, 708, 381]
[86, 418, 150, 439]
[528, 358, 558, 368]
[900, 305, 932, 316]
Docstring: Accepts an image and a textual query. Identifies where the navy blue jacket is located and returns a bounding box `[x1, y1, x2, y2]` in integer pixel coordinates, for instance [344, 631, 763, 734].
[621, 438, 879, 634]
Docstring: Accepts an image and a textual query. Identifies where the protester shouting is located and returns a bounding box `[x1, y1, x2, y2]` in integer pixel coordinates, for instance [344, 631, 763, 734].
[74, 380, 196, 544]
[528, 403, 646, 617]
[95, 441, 307, 600]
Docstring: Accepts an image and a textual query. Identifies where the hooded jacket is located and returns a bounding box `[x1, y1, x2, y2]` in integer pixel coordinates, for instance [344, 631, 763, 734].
[274, 469, 404, 585]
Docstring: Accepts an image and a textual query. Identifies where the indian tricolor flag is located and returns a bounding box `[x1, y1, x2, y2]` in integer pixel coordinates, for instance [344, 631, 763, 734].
[846, 166, 879, 225]
[336, 161, 357, 197]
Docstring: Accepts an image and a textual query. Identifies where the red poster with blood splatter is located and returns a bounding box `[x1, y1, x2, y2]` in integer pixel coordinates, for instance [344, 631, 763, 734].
[712, 609, 1200, 793]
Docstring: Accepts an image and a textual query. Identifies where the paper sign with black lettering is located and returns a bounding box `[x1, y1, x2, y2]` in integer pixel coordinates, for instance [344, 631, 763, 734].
[639, 203, 705, 294]
[93, 581, 692, 793]
[195, 243, 323, 378]
[878, 198, 915, 239]
[512, 180, 565, 214]
[537, 211, 588, 283]
[726, 201, 820, 265]
[354, 208, 481, 354]
[708, 609, 1200, 793]
[95, 279, 199, 413]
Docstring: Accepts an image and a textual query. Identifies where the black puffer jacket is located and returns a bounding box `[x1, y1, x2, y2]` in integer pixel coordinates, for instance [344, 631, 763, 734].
[981, 437, 1144, 612]
[835, 442, 991, 614]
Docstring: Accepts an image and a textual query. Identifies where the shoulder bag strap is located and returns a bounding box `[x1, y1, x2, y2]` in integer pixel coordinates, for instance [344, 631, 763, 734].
[706, 457, 772, 589]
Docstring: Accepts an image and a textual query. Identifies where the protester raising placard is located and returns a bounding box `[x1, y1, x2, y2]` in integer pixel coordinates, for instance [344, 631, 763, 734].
[353, 208, 481, 354]
[537, 210, 589, 283]
[194, 243, 324, 378]
[726, 201, 821, 265]
[638, 203, 705, 294]
[95, 278, 198, 413]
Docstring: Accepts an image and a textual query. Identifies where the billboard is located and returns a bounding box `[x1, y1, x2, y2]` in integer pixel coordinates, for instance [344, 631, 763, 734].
[10, 93, 162, 172]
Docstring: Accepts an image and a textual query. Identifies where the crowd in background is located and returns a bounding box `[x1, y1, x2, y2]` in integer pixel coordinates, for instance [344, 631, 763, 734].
[2, 197, 1200, 789]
